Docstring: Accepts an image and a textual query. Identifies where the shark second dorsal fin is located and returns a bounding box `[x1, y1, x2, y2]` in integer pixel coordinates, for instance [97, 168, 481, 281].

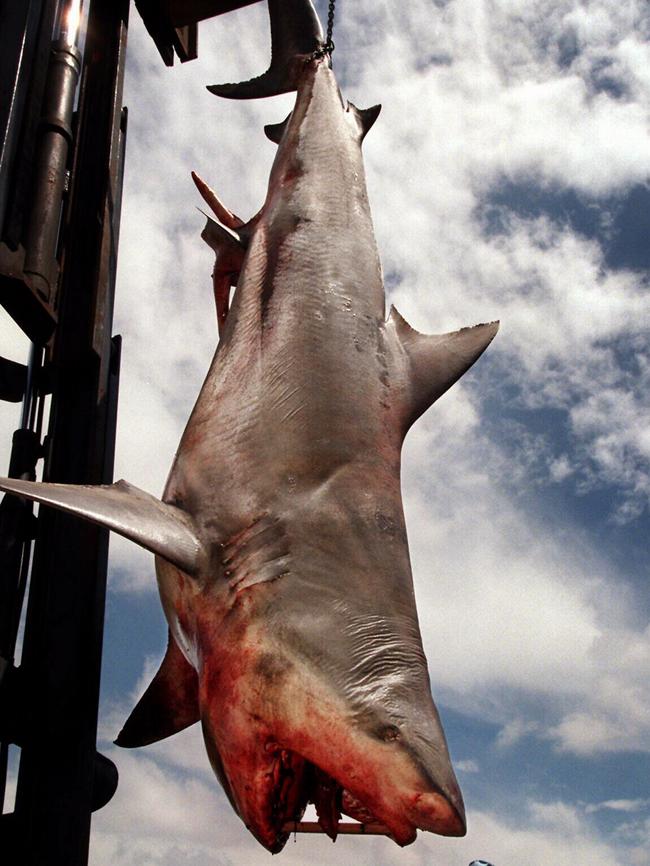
[207, 0, 323, 100]
[0, 477, 203, 575]
[347, 102, 382, 141]
[388, 306, 499, 427]
[115, 632, 200, 748]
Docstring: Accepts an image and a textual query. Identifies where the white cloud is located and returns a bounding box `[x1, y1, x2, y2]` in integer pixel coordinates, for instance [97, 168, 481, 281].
[402, 403, 650, 754]
[585, 799, 650, 815]
[455, 759, 480, 774]
[496, 718, 541, 749]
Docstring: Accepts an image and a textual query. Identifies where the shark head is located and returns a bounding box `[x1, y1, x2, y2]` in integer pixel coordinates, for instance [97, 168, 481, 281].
[149, 503, 466, 853]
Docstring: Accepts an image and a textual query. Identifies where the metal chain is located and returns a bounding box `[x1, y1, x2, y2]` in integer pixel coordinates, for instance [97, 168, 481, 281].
[324, 0, 336, 54]
[309, 0, 336, 61]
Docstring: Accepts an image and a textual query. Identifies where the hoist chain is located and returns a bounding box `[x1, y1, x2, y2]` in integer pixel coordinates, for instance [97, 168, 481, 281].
[325, 0, 336, 54]
[309, 0, 336, 61]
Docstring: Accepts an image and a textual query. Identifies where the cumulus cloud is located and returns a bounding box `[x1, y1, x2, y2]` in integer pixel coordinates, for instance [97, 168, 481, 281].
[403, 399, 650, 754]
[339, 0, 650, 515]
[585, 799, 650, 814]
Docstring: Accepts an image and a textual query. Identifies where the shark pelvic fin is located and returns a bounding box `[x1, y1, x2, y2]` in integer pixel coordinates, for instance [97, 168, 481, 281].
[389, 306, 499, 425]
[264, 112, 291, 144]
[207, 0, 323, 99]
[115, 632, 200, 748]
[347, 102, 382, 141]
[0, 477, 203, 575]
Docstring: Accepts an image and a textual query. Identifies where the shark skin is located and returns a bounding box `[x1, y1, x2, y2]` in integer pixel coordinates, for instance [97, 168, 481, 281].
[0, 31, 499, 859]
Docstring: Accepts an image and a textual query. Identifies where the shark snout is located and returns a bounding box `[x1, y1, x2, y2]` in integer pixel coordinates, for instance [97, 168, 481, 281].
[408, 788, 466, 837]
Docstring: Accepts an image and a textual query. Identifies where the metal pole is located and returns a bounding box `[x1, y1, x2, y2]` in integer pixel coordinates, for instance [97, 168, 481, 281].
[10, 0, 128, 862]
[22, 35, 81, 303]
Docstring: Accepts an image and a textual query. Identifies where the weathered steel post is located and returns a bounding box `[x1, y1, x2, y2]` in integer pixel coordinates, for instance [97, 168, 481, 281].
[9, 1, 129, 861]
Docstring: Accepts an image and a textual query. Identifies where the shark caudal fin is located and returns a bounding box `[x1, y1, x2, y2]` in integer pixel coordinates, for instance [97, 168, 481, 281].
[0, 477, 203, 575]
[115, 632, 200, 747]
[388, 306, 499, 427]
[207, 0, 323, 99]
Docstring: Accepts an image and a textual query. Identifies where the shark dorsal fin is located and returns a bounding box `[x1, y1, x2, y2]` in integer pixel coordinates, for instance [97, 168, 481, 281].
[347, 102, 382, 141]
[0, 477, 203, 575]
[115, 633, 200, 748]
[264, 113, 292, 144]
[388, 306, 499, 427]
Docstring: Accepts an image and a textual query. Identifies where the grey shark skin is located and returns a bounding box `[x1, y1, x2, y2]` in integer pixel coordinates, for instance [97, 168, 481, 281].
[0, 42, 498, 860]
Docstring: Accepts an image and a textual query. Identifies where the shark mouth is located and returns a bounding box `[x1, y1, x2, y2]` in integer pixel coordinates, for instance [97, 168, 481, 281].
[261, 747, 394, 852]
[237, 741, 465, 854]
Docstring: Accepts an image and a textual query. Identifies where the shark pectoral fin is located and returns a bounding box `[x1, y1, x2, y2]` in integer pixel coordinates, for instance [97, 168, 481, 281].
[207, 0, 323, 99]
[389, 306, 499, 425]
[0, 477, 203, 575]
[115, 632, 200, 748]
[347, 102, 382, 141]
[264, 112, 292, 144]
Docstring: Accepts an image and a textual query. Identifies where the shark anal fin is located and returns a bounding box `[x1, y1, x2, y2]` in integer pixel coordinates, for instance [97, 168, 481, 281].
[115, 632, 200, 748]
[0, 477, 203, 575]
[389, 306, 499, 426]
[207, 0, 323, 100]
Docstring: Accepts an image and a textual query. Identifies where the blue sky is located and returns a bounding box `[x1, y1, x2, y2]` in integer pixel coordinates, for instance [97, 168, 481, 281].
[1, 1, 649, 864]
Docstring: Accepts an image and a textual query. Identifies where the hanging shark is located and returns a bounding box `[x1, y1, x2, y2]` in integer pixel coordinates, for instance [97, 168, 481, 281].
[0, 0, 498, 853]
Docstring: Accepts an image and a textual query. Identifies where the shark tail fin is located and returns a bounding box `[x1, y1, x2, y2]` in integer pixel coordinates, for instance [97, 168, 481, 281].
[0, 477, 203, 576]
[389, 306, 499, 427]
[207, 0, 323, 99]
[115, 632, 200, 748]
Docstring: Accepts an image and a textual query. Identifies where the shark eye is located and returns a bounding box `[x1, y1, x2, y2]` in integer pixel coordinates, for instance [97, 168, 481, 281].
[380, 724, 401, 742]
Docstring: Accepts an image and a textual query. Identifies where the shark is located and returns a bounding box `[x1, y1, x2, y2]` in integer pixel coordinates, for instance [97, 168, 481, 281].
[0, 0, 498, 853]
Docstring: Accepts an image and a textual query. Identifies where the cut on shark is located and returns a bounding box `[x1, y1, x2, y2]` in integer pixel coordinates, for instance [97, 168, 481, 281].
[0, 0, 498, 853]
